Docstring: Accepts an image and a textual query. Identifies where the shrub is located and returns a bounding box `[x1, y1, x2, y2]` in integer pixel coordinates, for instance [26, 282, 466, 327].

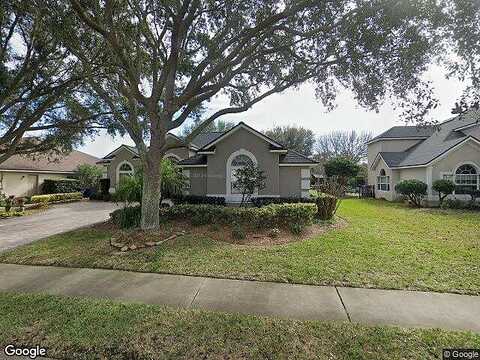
[31, 192, 83, 204]
[231, 162, 266, 205]
[231, 223, 246, 240]
[160, 203, 316, 233]
[42, 179, 82, 194]
[315, 194, 338, 220]
[4, 195, 14, 212]
[289, 223, 304, 235]
[432, 179, 455, 205]
[441, 198, 480, 211]
[110, 206, 141, 229]
[75, 164, 103, 190]
[395, 180, 427, 207]
[172, 195, 226, 206]
[113, 173, 142, 205]
[251, 197, 315, 207]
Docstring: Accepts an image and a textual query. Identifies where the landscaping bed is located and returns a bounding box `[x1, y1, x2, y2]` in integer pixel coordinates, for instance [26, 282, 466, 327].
[0, 292, 478, 360]
[1, 199, 479, 295]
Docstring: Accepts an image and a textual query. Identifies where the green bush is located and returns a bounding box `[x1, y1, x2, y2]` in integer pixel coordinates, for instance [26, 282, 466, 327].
[441, 198, 480, 211]
[160, 203, 316, 233]
[432, 179, 455, 205]
[289, 223, 304, 235]
[315, 194, 338, 220]
[30, 192, 83, 204]
[110, 206, 141, 229]
[231, 223, 246, 240]
[395, 180, 427, 207]
[42, 179, 82, 194]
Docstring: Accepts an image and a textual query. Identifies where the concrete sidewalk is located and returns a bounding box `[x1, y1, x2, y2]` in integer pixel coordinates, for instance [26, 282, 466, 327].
[0, 263, 478, 333]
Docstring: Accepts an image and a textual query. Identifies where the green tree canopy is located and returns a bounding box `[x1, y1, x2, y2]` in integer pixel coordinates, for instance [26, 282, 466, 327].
[40, 0, 480, 229]
[265, 125, 315, 156]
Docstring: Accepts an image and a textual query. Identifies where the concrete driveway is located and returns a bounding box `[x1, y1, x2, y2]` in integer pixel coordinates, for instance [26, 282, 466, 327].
[0, 201, 120, 251]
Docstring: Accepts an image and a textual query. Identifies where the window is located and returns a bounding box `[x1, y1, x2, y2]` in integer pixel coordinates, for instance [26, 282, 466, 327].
[377, 169, 390, 191]
[454, 164, 478, 194]
[229, 153, 255, 195]
[118, 162, 134, 184]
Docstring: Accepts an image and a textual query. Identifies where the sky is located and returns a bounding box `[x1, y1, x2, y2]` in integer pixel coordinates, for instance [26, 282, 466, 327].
[79, 65, 467, 158]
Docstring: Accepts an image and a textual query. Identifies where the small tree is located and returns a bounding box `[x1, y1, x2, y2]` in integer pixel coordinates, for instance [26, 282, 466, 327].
[324, 157, 360, 185]
[432, 179, 455, 206]
[159, 159, 187, 201]
[75, 164, 103, 191]
[395, 180, 428, 207]
[232, 163, 266, 206]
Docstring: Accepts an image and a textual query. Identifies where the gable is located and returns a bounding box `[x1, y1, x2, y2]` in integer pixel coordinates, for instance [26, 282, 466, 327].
[201, 122, 283, 150]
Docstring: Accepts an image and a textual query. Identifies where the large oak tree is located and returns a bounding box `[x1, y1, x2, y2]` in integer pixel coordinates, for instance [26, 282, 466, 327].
[44, 0, 468, 229]
[0, 1, 118, 164]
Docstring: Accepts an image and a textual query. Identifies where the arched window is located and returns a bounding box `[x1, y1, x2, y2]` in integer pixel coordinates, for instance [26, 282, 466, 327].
[226, 150, 257, 196]
[454, 164, 478, 194]
[377, 169, 390, 191]
[456, 164, 477, 175]
[117, 161, 134, 184]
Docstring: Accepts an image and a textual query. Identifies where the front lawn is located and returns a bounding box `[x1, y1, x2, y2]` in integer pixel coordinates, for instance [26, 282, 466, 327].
[1, 292, 478, 359]
[1, 199, 479, 294]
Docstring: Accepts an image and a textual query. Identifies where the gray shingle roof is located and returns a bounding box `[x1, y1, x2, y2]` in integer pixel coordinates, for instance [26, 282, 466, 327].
[377, 111, 480, 167]
[190, 132, 224, 148]
[178, 154, 207, 165]
[280, 150, 317, 164]
[370, 126, 436, 142]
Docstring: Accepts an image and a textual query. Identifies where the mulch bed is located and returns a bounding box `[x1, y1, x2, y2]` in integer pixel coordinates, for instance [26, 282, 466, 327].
[97, 217, 347, 251]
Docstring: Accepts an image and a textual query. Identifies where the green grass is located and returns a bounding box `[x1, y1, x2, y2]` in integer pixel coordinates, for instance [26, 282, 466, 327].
[0, 292, 478, 359]
[1, 199, 479, 294]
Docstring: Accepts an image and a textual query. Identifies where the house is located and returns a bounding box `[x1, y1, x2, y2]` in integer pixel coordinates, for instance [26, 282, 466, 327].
[99, 122, 318, 202]
[367, 111, 480, 202]
[0, 150, 99, 197]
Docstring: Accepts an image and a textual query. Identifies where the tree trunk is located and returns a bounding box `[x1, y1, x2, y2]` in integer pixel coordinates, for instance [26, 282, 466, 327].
[140, 148, 162, 230]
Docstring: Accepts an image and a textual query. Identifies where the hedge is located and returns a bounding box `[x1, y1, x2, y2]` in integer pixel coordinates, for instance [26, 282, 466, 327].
[251, 196, 315, 207]
[171, 194, 226, 206]
[31, 192, 83, 204]
[42, 179, 82, 194]
[111, 203, 317, 231]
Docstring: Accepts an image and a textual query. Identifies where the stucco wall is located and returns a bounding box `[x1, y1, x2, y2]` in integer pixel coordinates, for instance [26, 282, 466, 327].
[432, 141, 480, 180]
[367, 139, 422, 185]
[0, 172, 70, 197]
[185, 168, 207, 196]
[279, 167, 301, 197]
[106, 148, 141, 188]
[205, 127, 280, 196]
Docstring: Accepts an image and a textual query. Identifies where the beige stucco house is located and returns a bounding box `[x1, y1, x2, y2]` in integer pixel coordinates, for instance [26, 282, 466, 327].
[0, 150, 99, 197]
[99, 122, 318, 203]
[368, 111, 480, 202]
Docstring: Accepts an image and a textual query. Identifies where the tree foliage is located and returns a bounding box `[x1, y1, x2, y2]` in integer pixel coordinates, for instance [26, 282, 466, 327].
[265, 125, 315, 156]
[0, 0, 118, 165]
[324, 157, 360, 183]
[395, 179, 428, 207]
[75, 164, 103, 190]
[232, 163, 266, 206]
[182, 119, 236, 137]
[38, 0, 478, 228]
[316, 130, 372, 163]
[432, 179, 455, 205]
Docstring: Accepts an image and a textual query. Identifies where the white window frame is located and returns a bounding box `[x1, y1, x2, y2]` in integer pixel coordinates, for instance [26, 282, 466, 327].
[226, 149, 257, 200]
[376, 170, 390, 191]
[116, 160, 134, 186]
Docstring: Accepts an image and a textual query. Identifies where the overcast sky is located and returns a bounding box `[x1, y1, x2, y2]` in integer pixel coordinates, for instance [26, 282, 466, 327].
[79, 64, 466, 158]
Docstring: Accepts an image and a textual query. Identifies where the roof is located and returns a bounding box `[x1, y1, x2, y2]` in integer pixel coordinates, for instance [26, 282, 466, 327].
[368, 125, 436, 143]
[178, 154, 207, 166]
[373, 111, 480, 168]
[190, 132, 224, 148]
[279, 150, 317, 164]
[0, 150, 99, 173]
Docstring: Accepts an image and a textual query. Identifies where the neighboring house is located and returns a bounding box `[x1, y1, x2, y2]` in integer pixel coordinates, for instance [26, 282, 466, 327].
[368, 111, 480, 202]
[99, 122, 318, 202]
[0, 150, 99, 197]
